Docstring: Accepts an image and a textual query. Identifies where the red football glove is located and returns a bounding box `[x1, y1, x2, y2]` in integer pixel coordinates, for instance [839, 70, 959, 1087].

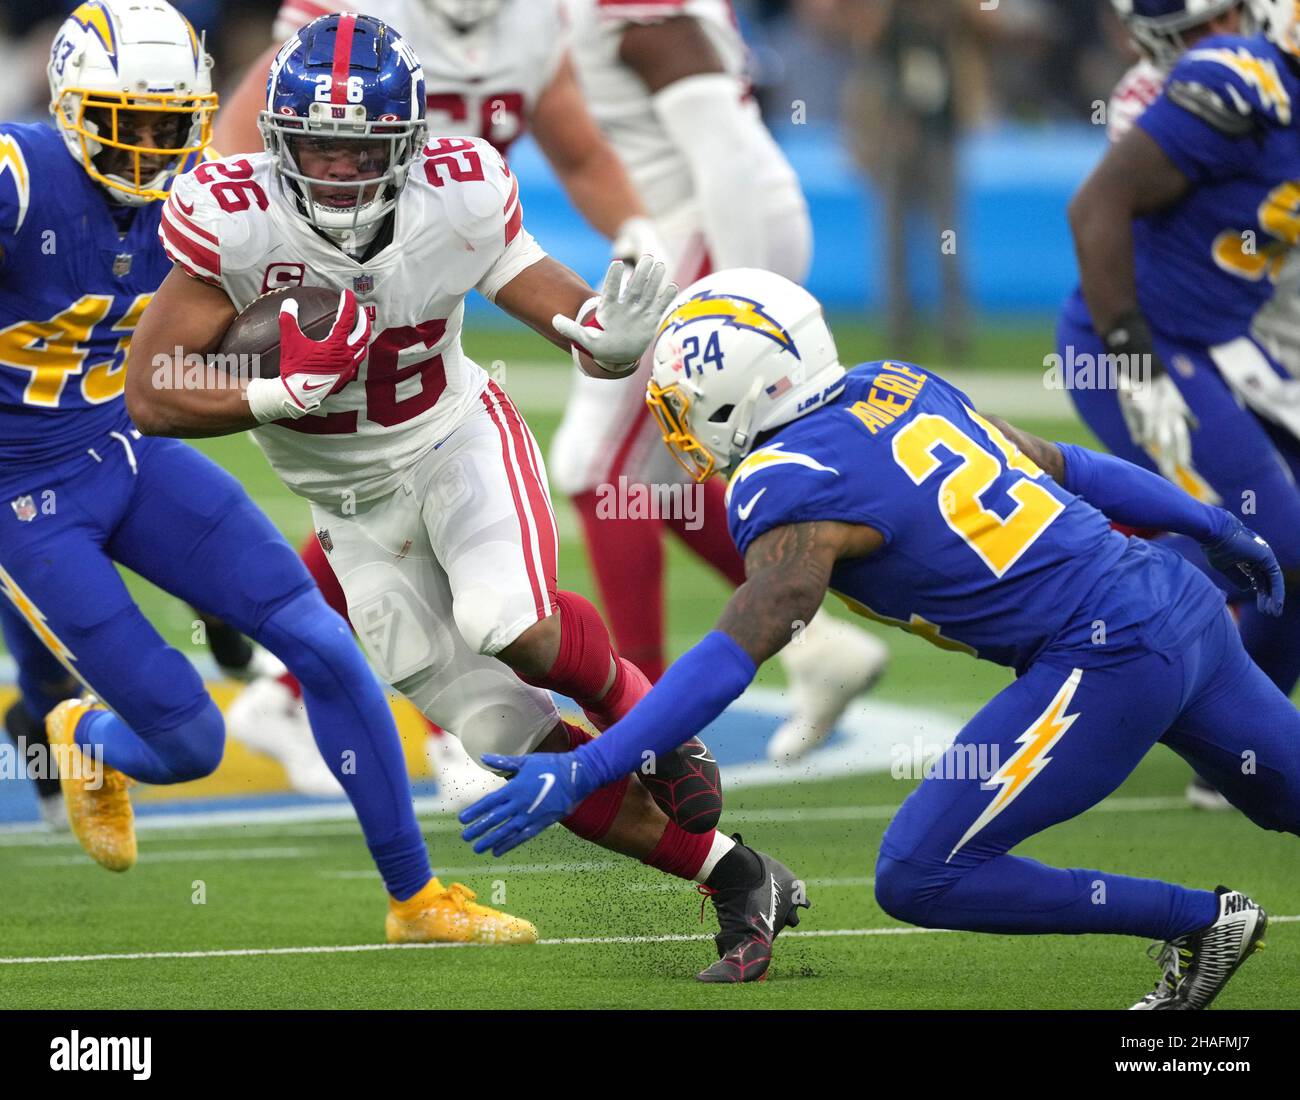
[276, 290, 371, 413]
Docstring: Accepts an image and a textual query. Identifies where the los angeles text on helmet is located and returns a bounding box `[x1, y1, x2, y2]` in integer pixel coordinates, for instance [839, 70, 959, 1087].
[150, 349, 263, 391]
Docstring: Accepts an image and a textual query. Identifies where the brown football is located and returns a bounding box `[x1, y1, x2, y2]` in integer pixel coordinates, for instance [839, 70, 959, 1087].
[217, 286, 344, 379]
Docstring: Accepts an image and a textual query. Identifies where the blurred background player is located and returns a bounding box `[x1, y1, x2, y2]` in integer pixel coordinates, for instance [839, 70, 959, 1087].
[0, 0, 523, 946]
[1067, 0, 1300, 799]
[1058, 0, 1255, 811]
[550, 0, 888, 763]
[207, 0, 666, 808]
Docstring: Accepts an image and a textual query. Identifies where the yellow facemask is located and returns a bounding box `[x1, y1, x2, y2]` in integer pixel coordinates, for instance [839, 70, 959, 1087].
[54, 87, 217, 201]
[646, 379, 718, 483]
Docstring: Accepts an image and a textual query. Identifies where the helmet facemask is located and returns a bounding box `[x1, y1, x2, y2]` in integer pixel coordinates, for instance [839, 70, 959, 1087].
[260, 103, 426, 252]
[56, 91, 214, 203]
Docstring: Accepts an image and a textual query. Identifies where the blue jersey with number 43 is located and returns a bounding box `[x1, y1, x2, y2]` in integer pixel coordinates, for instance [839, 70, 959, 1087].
[726, 362, 1223, 671]
[0, 123, 184, 477]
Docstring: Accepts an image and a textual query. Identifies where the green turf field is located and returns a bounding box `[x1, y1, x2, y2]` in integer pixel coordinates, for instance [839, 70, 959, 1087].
[2, 316, 1297, 1009]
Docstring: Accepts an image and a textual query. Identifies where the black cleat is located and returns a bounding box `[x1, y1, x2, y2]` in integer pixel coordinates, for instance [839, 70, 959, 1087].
[1131, 887, 1267, 1010]
[695, 835, 809, 983]
[640, 737, 723, 834]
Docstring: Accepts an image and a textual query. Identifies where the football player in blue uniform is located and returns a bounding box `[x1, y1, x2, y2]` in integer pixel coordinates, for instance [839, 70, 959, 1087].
[460, 270, 1299, 1006]
[1066, 0, 1300, 703]
[0, 0, 537, 944]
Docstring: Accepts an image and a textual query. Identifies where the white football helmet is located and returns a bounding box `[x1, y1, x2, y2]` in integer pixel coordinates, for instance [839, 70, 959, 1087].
[47, 0, 216, 205]
[1110, 1, 1254, 68]
[422, 0, 505, 32]
[647, 270, 845, 482]
[1251, 0, 1300, 55]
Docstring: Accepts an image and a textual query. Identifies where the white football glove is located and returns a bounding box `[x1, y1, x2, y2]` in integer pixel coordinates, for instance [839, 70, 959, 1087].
[552, 257, 678, 379]
[610, 215, 672, 268]
[1118, 371, 1197, 481]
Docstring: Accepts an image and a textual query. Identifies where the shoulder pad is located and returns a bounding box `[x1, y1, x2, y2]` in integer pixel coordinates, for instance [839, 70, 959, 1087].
[422, 138, 523, 248]
[1167, 78, 1258, 137]
[1170, 42, 1293, 130]
[0, 130, 33, 237]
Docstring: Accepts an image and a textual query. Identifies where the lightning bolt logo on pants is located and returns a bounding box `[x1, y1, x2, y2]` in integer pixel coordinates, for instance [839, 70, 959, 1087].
[947, 668, 1083, 863]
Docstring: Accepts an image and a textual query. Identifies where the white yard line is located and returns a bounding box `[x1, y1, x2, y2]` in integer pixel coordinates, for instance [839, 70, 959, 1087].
[2, 917, 1294, 967]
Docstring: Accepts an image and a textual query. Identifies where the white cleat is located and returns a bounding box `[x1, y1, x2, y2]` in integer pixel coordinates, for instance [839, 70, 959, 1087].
[225, 676, 344, 798]
[37, 790, 69, 832]
[425, 730, 504, 813]
[1185, 775, 1233, 812]
[770, 612, 889, 764]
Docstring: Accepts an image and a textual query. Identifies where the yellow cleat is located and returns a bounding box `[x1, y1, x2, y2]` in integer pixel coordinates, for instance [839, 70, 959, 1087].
[385, 877, 539, 945]
[45, 699, 136, 872]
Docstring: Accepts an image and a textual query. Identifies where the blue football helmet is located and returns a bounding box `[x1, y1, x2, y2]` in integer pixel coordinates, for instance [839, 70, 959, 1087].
[1111, 0, 1256, 66]
[258, 13, 427, 248]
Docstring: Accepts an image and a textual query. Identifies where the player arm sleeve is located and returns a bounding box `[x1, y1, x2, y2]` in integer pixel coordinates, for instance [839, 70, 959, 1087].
[576, 631, 757, 788]
[1056, 442, 1232, 543]
[650, 73, 775, 269]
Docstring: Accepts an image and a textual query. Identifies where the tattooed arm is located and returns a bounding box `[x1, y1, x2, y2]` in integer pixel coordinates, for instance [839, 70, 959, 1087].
[458, 516, 886, 854]
[719, 520, 883, 665]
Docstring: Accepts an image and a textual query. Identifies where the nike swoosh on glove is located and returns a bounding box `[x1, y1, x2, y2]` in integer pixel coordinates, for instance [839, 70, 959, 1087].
[553, 257, 677, 379]
[459, 751, 596, 857]
[1204, 514, 1285, 617]
[275, 290, 371, 416]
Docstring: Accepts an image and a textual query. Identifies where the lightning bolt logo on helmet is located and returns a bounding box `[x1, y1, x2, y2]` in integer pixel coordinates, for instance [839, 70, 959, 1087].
[657, 290, 800, 360]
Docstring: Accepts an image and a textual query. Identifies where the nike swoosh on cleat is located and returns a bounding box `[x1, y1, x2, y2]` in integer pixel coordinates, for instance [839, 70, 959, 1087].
[760, 875, 780, 932]
[527, 773, 556, 814]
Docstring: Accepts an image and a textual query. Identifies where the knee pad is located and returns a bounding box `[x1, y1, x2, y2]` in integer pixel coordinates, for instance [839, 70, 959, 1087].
[258, 589, 368, 694]
[144, 698, 225, 783]
[395, 664, 556, 767]
[452, 584, 527, 657]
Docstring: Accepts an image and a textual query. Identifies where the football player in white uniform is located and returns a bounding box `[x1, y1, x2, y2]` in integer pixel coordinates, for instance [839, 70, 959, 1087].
[127, 14, 797, 972]
[211, 0, 663, 808]
[550, 0, 888, 762]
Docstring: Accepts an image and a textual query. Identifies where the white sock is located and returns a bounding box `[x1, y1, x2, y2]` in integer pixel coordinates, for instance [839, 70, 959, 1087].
[694, 831, 736, 884]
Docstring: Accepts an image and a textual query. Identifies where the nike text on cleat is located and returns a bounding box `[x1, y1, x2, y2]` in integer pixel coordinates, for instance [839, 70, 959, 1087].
[45, 698, 136, 872]
[695, 836, 809, 983]
[385, 877, 539, 945]
[639, 737, 723, 834]
[1131, 887, 1267, 1010]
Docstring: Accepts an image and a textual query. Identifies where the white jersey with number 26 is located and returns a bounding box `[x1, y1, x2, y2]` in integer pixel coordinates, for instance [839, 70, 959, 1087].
[159, 137, 544, 507]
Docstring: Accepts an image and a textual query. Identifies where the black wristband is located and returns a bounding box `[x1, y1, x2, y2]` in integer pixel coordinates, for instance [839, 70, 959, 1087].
[1102, 309, 1165, 382]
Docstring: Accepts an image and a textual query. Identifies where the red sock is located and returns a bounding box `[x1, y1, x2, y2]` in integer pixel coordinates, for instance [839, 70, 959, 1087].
[558, 721, 630, 841]
[644, 821, 716, 881]
[572, 490, 667, 682]
[664, 476, 746, 587]
[526, 591, 650, 729]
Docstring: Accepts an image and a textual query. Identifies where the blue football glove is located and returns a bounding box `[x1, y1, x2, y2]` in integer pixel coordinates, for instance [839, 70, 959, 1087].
[458, 751, 598, 857]
[1204, 515, 1285, 617]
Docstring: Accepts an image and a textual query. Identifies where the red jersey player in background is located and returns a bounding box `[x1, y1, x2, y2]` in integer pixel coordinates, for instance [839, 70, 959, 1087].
[551, 0, 888, 761]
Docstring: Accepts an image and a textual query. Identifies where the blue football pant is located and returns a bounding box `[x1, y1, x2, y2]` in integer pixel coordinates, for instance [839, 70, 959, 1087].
[877, 607, 1300, 941]
[0, 434, 430, 898]
[0, 598, 76, 721]
[1058, 311, 1300, 694]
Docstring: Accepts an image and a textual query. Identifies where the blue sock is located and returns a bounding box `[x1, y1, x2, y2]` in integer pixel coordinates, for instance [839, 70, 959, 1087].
[879, 853, 1219, 940]
[258, 592, 432, 901]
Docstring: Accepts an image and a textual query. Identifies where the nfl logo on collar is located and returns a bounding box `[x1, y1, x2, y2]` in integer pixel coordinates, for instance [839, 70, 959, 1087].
[113, 253, 133, 276]
[353, 274, 374, 295]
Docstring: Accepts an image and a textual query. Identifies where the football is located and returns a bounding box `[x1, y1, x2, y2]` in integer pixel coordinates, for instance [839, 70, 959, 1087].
[216, 286, 344, 379]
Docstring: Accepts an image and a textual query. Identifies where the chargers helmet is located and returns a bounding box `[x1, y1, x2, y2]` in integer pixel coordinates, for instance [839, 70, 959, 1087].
[259, 13, 428, 250]
[1110, 1, 1255, 66]
[647, 270, 846, 483]
[47, 0, 217, 205]
[1252, 0, 1300, 55]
